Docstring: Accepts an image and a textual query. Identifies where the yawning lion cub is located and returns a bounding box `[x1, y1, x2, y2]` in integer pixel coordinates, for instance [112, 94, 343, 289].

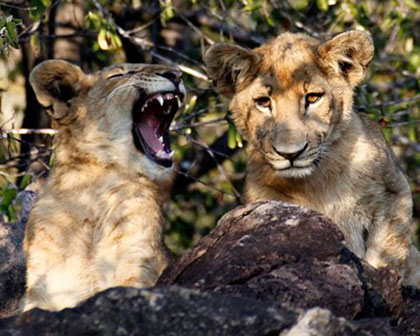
[205, 31, 420, 286]
[22, 60, 185, 311]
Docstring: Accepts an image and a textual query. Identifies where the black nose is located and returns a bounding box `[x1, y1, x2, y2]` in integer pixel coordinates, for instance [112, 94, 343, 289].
[273, 143, 308, 162]
[160, 70, 182, 85]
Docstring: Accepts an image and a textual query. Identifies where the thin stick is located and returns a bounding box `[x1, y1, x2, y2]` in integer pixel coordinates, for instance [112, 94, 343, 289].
[1, 128, 57, 136]
[172, 117, 226, 131]
[385, 120, 420, 128]
[193, 132, 242, 201]
[174, 130, 231, 159]
[173, 167, 237, 198]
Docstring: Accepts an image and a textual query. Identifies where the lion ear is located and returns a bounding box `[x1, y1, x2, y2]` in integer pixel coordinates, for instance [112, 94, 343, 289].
[29, 60, 88, 120]
[318, 30, 374, 87]
[204, 43, 261, 96]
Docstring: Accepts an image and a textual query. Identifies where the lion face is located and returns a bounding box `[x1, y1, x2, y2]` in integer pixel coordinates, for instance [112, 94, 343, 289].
[30, 61, 186, 178]
[205, 31, 374, 178]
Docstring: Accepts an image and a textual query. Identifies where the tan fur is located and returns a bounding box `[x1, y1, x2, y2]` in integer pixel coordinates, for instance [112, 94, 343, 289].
[22, 60, 186, 311]
[205, 31, 420, 286]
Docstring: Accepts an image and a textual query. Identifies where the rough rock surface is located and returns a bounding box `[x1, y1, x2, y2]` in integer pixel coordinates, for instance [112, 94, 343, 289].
[0, 190, 35, 317]
[0, 286, 298, 336]
[159, 201, 382, 318]
[159, 201, 420, 334]
[281, 308, 396, 336]
[0, 201, 419, 335]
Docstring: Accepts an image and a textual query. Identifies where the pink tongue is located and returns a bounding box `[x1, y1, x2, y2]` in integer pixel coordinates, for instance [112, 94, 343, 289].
[138, 116, 164, 153]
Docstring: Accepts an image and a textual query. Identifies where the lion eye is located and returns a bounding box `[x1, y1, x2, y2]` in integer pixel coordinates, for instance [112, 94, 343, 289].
[305, 93, 323, 106]
[255, 97, 272, 112]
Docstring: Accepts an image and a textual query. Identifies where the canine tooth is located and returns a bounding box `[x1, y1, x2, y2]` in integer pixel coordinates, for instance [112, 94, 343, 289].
[176, 96, 182, 108]
[164, 106, 171, 114]
[158, 136, 163, 142]
[157, 95, 164, 106]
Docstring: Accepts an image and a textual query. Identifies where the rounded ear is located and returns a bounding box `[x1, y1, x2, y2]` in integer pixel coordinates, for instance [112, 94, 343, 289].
[318, 30, 374, 87]
[204, 43, 261, 96]
[29, 60, 87, 119]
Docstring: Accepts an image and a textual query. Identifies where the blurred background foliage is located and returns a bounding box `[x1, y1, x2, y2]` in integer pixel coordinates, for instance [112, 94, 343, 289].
[0, 0, 419, 253]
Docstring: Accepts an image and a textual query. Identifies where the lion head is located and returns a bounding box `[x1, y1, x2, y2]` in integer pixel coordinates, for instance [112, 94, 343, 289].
[30, 60, 185, 179]
[204, 31, 373, 178]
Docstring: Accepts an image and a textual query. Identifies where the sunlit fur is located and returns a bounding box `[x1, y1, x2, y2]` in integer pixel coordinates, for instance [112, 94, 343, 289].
[21, 60, 185, 312]
[205, 31, 420, 286]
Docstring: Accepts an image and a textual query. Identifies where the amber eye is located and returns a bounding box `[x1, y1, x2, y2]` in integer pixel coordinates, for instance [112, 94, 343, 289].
[305, 93, 323, 106]
[255, 97, 272, 111]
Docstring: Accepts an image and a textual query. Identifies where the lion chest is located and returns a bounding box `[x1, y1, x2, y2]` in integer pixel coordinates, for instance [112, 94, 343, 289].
[25, 177, 165, 295]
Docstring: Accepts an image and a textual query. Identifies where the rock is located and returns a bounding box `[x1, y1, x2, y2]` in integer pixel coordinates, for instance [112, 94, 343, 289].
[398, 286, 420, 335]
[0, 200, 419, 335]
[0, 190, 36, 317]
[281, 308, 397, 336]
[159, 201, 369, 318]
[0, 218, 26, 317]
[0, 286, 298, 336]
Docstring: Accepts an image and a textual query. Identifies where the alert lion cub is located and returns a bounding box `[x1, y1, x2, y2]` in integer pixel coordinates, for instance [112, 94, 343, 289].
[22, 60, 185, 311]
[205, 31, 420, 286]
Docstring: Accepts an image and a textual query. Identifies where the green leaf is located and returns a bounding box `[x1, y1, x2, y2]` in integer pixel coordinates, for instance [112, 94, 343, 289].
[184, 95, 197, 115]
[49, 151, 55, 167]
[111, 32, 122, 48]
[408, 124, 417, 142]
[0, 187, 17, 208]
[316, 0, 329, 11]
[85, 11, 102, 30]
[6, 21, 19, 48]
[288, 0, 309, 10]
[235, 128, 243, 148]
[160, 0, 175, 25]
[7, 205, 16, 222]
[406, 0, 420, 10]
[30, 0, 47, 19]
[19, 174, 32, 189]
[97, 28, 121, 51]
[98, 28, 111, 50]
[227, 123, 237, 149]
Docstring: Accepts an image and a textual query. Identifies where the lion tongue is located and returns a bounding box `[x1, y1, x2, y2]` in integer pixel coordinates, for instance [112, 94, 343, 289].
[137, 116, 172, 159]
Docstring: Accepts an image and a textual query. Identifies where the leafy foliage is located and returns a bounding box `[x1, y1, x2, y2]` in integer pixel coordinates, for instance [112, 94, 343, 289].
[0, 0, 419, 251]
[0, 15, 21, 56]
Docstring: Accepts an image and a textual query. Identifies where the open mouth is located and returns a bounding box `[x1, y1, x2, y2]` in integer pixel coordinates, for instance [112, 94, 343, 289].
[133, 91, 183, 167]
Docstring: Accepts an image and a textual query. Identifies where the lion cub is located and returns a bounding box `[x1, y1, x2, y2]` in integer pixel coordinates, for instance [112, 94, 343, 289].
[205, 31, 420, 286]
[22, 60, 185, 311]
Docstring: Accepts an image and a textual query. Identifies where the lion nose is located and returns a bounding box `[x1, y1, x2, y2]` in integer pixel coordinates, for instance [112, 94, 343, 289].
[160, 70, 182, 85]
[273, 143, 308, 162]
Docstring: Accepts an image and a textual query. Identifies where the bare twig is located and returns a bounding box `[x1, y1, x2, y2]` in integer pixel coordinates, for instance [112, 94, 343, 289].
[385, 120, 420, 128]
[175, 130, 231, 159]
[1, 128, 56, 136]
[173, 167, 237, 198]
[178, 13, 215, 45]
[392, 135, 420, 152]
[150, 50, 209, 80]
[172, 117, 227, 131]
[179, 103, 226, 124]
[0, 1, 35, 11]
[188, 131, 242, 201]
[356, 95, 420, 111]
